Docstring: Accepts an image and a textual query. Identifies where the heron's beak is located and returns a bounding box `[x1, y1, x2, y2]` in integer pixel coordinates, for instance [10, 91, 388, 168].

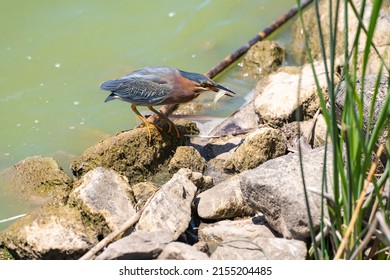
[210, 83, 236, 97]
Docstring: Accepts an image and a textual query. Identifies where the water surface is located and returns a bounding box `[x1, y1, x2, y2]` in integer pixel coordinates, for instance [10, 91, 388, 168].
[0, 0, 295, 230]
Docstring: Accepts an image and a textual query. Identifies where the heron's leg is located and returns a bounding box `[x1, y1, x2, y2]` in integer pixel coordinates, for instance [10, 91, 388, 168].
[148, 106, 180, 138]
[131, 105, 160, 141]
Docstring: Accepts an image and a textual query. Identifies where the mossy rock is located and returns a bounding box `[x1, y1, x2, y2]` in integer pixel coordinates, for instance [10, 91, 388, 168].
[0, 156, 72, 206]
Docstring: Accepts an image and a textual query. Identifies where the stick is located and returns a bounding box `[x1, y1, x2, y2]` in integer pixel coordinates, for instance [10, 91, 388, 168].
[145, 0, 314, 124]
[0, 214, 26, 224]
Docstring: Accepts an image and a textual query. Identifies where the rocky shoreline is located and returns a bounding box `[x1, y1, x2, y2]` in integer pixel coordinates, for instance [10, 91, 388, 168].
[1, 1, 389, 260]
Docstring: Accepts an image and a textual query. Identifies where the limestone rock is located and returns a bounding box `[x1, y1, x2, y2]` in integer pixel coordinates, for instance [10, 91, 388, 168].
[210, 237, 307, 260]
[95, 230, 173, 260]
[195, 176, 255, 220]
[168, 146, 206, 174]
[69, 167, 136, 236]
[0, 156, 72, 206]
[224, 127, 287, 172]
[209, 100, 260, 137]
[70, 126, 184, 185]
[290, 0, 390, 74]
[242, 41, 285, 78]
[176, 168, 213, 193]
[136, 172, 197, 240]
[198, 217, 275, 247]
[201, 134, 245, 161]
[254, 61, 338, 126]
[240, 146, 332, 239]
[131, 181, 160, 209]
[157, 242, 209, 260]
[336, 74, 389, 148]
[282, 114, 328, 149]
[1, 206, 96, 259]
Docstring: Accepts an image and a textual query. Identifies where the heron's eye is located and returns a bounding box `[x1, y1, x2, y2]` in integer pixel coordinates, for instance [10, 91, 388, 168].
[201, 81, 213, 87]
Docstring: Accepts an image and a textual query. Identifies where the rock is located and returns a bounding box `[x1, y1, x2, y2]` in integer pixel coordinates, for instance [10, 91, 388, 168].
[192, 240, 209, 253]
[224, 127, 287, 172]
[172, 119, 201, 136]
[282, 114, 328, 149]
[290, 0, 390, 74]
[195, 175, 255, 220]
[201, 134, 245, 161]
[95, 230, 173, 260]
[68, 167, 136, 236]
[242, 41, 285, 78]
[131, 181, 160, 209]
[210, 237, 307, 260]
[1, 205, 96, 259]
[198, 217, 275, 248]
[157, 242, 209, 260]
[70, 126, 184, 185]
[240, 146, 332, 239]
[136, 172, 197, 240]
[0, 156, 72, 206]
[168, 146, 206, 174]
[205, 157, 234, 186]
[209, 100, 260, 137]
[254, 61, 339, 126]
[200, 135, 245, 185]
[176, 168, 213, 193]
[336, 74, 389, 148]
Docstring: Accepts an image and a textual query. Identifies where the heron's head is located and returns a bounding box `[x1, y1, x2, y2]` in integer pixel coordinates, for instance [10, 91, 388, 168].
[178, 70, 236, 96]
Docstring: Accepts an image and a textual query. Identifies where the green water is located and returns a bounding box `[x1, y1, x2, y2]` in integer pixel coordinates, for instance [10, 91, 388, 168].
[0, 0, 295, 231]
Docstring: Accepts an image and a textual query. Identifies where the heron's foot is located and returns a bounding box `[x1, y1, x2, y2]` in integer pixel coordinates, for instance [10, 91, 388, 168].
[145, 122, 162, 142]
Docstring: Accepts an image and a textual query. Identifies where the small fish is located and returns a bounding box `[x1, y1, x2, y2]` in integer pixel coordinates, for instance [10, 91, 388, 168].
[212, 90, 231, 107]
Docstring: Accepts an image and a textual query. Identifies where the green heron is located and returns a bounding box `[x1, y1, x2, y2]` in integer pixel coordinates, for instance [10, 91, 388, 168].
[100, 66, 236, 140]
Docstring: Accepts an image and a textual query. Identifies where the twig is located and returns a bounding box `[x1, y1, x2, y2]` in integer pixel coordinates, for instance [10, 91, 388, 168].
[0, 213, 26, 224]
[334, 144, 385, 259]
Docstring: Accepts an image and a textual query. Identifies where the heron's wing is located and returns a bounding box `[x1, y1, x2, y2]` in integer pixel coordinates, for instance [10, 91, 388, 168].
[100, 77, 171, 105]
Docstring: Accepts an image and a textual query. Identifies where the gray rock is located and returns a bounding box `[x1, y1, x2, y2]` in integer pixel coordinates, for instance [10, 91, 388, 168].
[136, 172, 197, 240]
[157, 242, 209, 260]
[240, 146, 332, 239]
[201, 134, 246, 161]
[95, 230, 173, 260]
[282, 114, 328, 149]
[242, 41, 285, 78]
[1, 205, 96, 259]
[195, 175, 255, 220]
[131, 181, 160, 210]
[209, 100, 260, 138]
[205, 157, 234, 186]
[224, 127, 287, 172]
[336, 74, 389, 150]
[199, 217, 275, 246]
[210, 237, 307, 260]
[0, 156, 72, 206]
[290, 0, 390, 74]
[176, 168, 213, 193]
[69, 167, 136, 236]
[168, 146, 206, 174]
[254, 61, 339, 126]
